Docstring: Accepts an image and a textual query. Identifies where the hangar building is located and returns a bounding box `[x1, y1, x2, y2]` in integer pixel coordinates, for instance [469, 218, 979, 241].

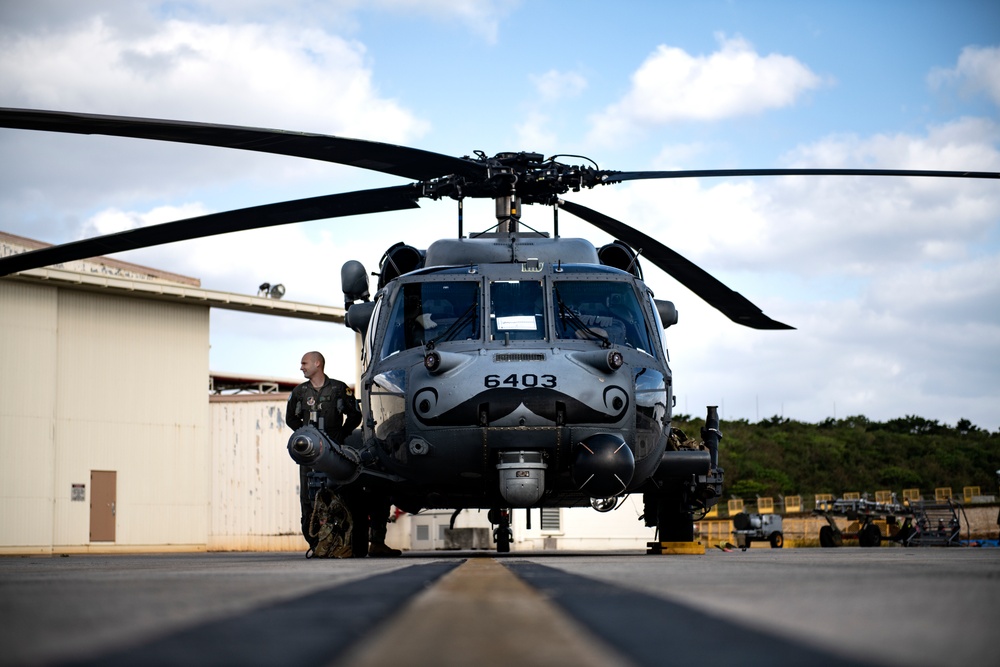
[0, 231, 343, 554]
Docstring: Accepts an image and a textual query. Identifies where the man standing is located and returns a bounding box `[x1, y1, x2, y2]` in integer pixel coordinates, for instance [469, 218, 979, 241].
[286, 351, 360, 550]
[285, 351, 400, 557]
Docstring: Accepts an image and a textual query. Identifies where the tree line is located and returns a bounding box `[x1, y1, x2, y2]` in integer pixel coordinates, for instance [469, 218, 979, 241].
[670, 414, 1000, 500]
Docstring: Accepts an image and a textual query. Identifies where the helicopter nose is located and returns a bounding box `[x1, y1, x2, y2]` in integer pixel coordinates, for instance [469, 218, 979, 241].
[571, 433, 635, 498]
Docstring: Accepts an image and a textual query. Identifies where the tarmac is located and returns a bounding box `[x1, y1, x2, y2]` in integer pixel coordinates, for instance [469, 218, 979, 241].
[1, 546, 997, 666]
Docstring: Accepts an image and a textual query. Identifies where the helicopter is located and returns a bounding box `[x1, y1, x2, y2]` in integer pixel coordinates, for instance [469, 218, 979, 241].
[1, 107, 997, 553]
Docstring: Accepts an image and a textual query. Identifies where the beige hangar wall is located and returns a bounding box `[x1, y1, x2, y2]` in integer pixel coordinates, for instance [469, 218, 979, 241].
[1, 280, 211, 553]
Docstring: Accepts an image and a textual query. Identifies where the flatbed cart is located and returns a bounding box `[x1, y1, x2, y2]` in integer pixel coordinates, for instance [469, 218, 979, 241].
[814, 497, 966, 547]
[814, 497, 913, 547]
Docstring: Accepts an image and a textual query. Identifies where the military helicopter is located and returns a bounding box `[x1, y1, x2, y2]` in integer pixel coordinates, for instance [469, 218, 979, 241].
[1, 108, 996, 553]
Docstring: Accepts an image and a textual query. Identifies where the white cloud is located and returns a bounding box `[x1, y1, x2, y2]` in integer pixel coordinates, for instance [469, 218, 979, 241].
[864, 256, 1000, 325]
[929, 44, 1000, 107]
[512, 70, 587, 154]
[514, 110, 558, 153]
[588, 34, 822, 144]
[530, 69, 588, 102]
[0, 12, 433, 253]
[0, 16, 427, 140]
[81, 203, 211, 237]
[583, 117, 1000, 277]
[367, 0, 518, 44]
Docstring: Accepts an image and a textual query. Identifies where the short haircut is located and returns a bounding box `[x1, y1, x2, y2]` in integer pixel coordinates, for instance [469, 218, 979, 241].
[307, 350, 325, 368]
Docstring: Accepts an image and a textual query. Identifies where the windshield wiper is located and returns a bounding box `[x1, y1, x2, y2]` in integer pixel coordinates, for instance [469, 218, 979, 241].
[554, 288, 611, 348]
[427, 297, 479, 346]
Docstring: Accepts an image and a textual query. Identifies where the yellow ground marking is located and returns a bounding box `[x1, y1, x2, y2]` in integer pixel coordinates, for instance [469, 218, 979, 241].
[333, 556, 633, 667]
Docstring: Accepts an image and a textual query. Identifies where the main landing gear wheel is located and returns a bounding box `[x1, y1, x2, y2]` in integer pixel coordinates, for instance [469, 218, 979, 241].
[656, 491, 695, 542]
[489, 507, 512, 553]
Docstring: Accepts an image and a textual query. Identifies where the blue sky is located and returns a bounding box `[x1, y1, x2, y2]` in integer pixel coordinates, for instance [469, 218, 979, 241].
[1, 0, 998, 429]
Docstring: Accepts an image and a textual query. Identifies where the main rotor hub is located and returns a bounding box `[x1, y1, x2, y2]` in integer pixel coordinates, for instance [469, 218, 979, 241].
[421, 152, 616, 205]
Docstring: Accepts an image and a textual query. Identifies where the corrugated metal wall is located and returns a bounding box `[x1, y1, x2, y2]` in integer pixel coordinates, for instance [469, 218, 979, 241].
[208, 395, 303, 551]
[1, 282, 210, 552]
[0, 281, 58, 548]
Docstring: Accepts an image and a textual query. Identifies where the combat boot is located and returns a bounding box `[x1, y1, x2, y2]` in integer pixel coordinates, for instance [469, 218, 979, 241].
[368, 541, 402, 557]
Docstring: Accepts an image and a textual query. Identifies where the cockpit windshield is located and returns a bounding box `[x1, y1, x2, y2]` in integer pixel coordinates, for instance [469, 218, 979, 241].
[380, 281, 480, 358]
[489, 280, 545, 341]
[553, 280, 654, 354]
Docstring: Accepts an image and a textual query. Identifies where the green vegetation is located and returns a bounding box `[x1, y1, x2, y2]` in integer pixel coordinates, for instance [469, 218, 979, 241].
[670, 414, 1000, 499]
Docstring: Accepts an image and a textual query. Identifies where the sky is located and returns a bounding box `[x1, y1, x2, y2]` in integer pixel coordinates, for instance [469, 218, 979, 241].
[1, 0, 998, 431]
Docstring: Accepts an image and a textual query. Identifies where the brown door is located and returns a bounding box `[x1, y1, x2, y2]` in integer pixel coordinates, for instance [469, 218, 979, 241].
[90, 470, 116, 542]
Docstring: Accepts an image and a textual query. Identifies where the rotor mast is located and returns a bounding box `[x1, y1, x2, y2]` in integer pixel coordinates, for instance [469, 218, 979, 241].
[495, 195, 522, 233]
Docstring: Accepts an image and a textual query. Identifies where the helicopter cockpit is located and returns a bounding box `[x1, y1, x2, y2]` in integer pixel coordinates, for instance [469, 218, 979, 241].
[377, 269, 658, 356]
[380, 281, 480, 356]
[552, 279, 654, 354]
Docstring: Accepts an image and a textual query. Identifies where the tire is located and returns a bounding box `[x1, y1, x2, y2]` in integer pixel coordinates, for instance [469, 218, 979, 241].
[495, 527, 511, 553]
[820, 525, 837, 548]
[858, 523, 881, 547]
[769, 532, 784, 548]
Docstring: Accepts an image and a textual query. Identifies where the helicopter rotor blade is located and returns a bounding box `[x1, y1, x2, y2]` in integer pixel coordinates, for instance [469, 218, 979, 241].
[558, 198, 794, 330]
[0, 184, 421, 277]
[0, 107, 485, 182]
[605, 168, 1000, 183]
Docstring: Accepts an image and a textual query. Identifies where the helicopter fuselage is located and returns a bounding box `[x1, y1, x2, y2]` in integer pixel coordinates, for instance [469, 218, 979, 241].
[354, 235, 674, 512]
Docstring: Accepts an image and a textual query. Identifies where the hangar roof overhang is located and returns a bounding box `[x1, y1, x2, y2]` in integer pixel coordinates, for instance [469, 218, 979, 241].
[6, 265, 345, 323]
[1, 231, 345, 323]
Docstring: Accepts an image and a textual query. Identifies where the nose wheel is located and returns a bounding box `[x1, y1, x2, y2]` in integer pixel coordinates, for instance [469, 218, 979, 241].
[488, 507, 512, 553]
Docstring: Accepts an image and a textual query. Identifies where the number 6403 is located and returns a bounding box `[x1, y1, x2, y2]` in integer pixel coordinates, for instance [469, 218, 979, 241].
[484, 373, 557, 389]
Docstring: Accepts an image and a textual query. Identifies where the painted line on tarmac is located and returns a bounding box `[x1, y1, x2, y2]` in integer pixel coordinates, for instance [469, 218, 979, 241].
[333, 556, 633, 667]
[505, 561, 879, 667]
[59, 561, 458, 667]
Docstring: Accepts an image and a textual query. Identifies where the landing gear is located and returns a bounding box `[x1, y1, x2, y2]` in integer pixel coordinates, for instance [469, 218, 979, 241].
[656, 490, 695, 542]
[644, 406, 725, 556]
[488, 507, 512, 553]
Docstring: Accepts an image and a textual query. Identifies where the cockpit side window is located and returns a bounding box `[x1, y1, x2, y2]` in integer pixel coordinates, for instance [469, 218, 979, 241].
[553, 280, 655, 355]
[647, 292, 669, 359]
[380, 281, 480, 359]
[362, 294, 383, 371]
[489, 280, 545, 341]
